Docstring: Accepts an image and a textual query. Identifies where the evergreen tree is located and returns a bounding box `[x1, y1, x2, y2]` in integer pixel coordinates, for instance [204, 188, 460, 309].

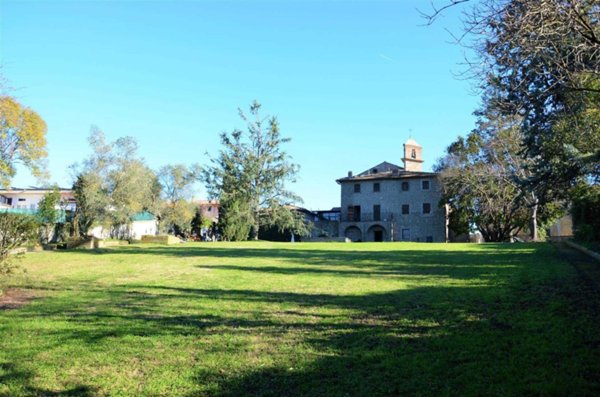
[203, 101, 301, 240]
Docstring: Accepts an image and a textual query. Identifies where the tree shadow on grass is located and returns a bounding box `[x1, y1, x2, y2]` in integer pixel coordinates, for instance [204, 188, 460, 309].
[7, 243, 599, 396]
[0, 362, 96, 397]
[58, 243, 539, 281]
[10, 278, 600, 396]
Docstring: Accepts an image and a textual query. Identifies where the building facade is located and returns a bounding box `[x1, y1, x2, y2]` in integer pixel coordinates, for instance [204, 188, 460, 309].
[0, 187, 76, 211]
[194, 199, 220, 223]
[337, 138, 447, 242]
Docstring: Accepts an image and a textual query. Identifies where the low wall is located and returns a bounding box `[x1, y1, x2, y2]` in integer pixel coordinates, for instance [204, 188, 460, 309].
[94, 239, 129, 249]
[565, 241, 600, 263]
[141, 235, 180, 245]
[303, 237, 350, 243]
[67, 238, 94, 250]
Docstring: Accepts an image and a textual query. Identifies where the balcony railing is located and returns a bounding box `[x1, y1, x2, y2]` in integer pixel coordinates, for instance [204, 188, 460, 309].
[340, 212, 395, 223]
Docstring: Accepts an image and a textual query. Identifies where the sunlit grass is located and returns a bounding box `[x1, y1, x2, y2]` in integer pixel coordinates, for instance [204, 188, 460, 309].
[1, 242, 599, 396]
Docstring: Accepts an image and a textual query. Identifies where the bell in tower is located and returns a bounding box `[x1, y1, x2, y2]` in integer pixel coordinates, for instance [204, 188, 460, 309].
[402, 137, 423, 172]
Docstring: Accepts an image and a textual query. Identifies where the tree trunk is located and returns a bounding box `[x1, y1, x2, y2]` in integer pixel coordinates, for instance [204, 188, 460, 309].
[530, 197, 539, 242]
[252, 211, 260, 240]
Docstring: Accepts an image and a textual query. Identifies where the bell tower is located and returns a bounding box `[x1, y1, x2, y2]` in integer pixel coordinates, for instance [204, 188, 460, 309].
[402, 137, 423, 172]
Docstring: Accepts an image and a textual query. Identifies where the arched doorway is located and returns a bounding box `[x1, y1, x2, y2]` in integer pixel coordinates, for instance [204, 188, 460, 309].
[344, 226, 362, 242]
[367, 225, 387, 242]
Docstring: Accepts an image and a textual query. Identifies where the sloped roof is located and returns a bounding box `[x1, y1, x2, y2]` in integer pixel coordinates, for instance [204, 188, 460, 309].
[0, 208, 68, 223]
[337, 161, 437, 184]
[405, 137, 421, 146]
[357, 161, 403, 176]
[131, 211, 156, 222]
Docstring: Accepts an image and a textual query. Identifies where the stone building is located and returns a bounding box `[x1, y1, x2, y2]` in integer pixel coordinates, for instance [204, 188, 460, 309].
[336, 138, 447, 242]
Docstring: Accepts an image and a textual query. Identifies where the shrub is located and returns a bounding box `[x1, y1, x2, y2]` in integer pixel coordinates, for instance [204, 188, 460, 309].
[0, 213, 39, 277]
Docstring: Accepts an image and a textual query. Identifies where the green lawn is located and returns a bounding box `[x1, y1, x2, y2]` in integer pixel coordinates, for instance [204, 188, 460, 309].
[1, 242, 599, 396]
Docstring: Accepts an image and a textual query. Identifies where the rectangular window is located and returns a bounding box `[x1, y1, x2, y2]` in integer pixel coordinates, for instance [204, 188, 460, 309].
[422, 180, 430, 190]
[373, 183, 380, 192]
[426, 236, 433, 243]
[353, 205, 361, 221]
[18, 198, 26, 202]
[346, 206, 354, 222]
[401, 181, 409, 191]
[373, 205, 381, 221]
[354, 183, 361, 193]
[401, 204, 409, 215]
[423, 203, 431, 214]
[401, 228, 410, 241]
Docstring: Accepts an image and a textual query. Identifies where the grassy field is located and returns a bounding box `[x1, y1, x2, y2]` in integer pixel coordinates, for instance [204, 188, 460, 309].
[1, 242, 599, 396]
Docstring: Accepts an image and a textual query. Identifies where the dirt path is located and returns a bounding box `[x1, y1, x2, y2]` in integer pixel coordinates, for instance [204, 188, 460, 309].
[0, 288, 37, 310]
[552, 242, 600, 292]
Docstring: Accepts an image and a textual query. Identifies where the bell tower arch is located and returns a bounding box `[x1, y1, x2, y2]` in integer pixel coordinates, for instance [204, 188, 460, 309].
[402, 138, 423, 172]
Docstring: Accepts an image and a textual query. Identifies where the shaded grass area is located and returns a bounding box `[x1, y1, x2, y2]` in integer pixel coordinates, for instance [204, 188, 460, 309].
[1, 242, 599, 396]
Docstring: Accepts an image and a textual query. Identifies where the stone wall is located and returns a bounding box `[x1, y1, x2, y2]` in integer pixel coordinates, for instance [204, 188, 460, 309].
[339, 176, 446, 242]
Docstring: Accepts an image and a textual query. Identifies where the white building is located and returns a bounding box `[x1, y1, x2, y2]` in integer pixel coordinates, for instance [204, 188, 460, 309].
[0, 187, 76, 211]
[89, 212, 158, 240]
[1, 187, 158, 240]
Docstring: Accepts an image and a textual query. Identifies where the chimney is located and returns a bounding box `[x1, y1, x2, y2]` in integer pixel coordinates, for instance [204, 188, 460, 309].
[348, 171, 353, 178]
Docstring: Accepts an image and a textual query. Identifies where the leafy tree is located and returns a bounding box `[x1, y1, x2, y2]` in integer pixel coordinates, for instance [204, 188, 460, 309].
[191, 207, 214, 238]
[0, 213, 38, 278]
[437, 111, 559, 242]
[0, 96, 49, 188]
[72, 171, 107, 237]
[158, 164, 202, 202]
[161, 200, 196, 237]
[37, 187, 61, 244]
[571, 183, 600, 242]
[157, 164, 201, 236]
[71, 127, 160, 237]
[203, 101, 302, 240]
[218, 197, 253, 241]
[425, 0, 600, 196]
[260, 205, 311, 240]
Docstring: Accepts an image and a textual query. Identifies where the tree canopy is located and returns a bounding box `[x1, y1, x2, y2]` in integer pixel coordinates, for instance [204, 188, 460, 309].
[71, 127, 160, 237]
[436, 110, 560, 242]
[157, 164, 201, 236]
[202, 101, 304, 240]
[0, 96, 48, 188]
[426, 0, 599, 197]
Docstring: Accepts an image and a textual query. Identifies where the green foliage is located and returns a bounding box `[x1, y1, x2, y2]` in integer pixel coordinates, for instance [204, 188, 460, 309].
[36, 187, 61, 244]
[190, 207, 213, 237]
[437, 112, 553, 241]
[433, 0, 600, 199]
[160, 200, 195, 237]
[0, 213, 38, 277]
[72, 172, 106, 237]
[0, 96, 48, 188]
[158, 164, 201, 203]
[157, 164, 201, 236]
[571, 183, 600, 242]
[219, 197, 252, 241]
[36, 188, 61, 226]
[71, 127, 160, 237]
[203, 101, 301, 240]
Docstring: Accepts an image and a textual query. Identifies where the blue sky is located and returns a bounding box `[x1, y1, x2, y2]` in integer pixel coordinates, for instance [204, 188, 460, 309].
[1, 0, 479, 210]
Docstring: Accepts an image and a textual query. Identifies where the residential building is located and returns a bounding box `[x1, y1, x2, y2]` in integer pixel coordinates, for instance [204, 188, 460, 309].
[0, 187, 159, 240]
[89, 211, 158, 240]
[336, 138, 447, 242]
[0, 187, 76, 211]
[194, 199, 220, 223]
